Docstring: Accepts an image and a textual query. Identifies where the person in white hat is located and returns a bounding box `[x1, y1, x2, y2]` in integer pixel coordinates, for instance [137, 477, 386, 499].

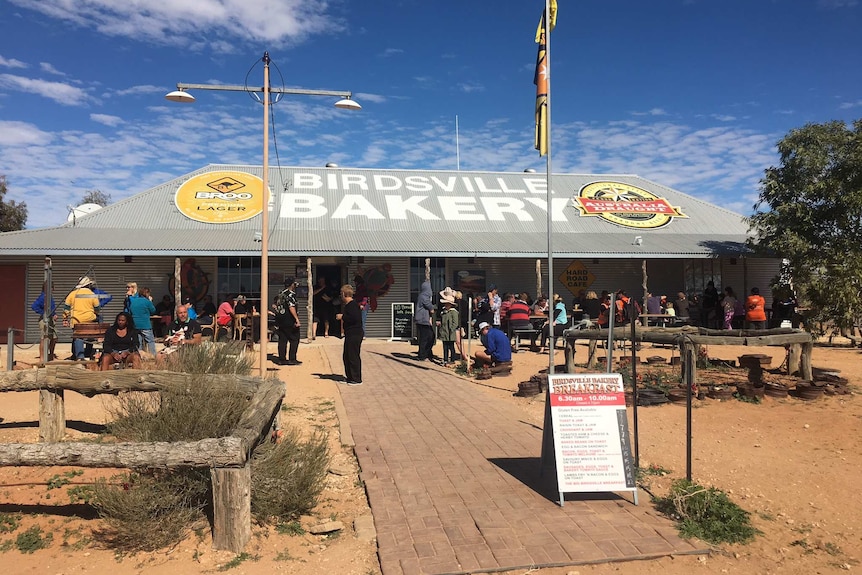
[437, 291, 460, 366]
[474, 321, 512, 373]
[62, 276, 101, 360]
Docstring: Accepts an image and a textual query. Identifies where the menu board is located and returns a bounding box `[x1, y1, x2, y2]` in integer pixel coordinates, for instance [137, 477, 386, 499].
[391, 303, 414, 341]
[547, 373, 636, 493]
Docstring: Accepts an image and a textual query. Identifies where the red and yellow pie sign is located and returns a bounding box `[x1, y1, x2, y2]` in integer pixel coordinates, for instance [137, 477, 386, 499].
[175, 171, 265, 224]
[573, 181, 687, 229]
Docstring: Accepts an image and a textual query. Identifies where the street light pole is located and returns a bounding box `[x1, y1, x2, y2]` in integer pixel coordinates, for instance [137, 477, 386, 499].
[167, 51, 360, 375]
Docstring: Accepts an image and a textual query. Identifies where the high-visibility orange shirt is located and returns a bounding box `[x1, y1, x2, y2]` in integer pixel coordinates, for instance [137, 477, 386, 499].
[745, 295, 767, 322]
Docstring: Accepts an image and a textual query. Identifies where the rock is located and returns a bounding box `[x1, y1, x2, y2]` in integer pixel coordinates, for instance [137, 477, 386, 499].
[308, 521, 344, 534]
[354, 514, 376, 542]
[803, 424, 810, 429]
[328, 464, 352, 476]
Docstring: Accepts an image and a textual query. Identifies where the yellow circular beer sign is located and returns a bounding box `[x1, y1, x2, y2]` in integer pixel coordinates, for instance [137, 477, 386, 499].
[574, 181, 687, 229]
[175, 171, 265, 224]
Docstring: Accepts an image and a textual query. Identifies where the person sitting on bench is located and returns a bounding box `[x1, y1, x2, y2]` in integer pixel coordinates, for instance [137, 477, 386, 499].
[100, 312, 142, 370]
[475, 322, 513, 373]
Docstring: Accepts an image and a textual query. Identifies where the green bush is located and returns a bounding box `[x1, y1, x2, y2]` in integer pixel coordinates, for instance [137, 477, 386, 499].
[15, 525, 52, 553]
[251, 427, 330, 524]
[654, 479, 761, 544]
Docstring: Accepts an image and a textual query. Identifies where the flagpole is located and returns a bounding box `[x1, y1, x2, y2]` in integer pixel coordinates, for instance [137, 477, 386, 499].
[544, 0, 554, 377]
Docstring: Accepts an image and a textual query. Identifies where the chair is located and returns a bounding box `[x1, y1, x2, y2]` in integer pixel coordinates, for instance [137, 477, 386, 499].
[200, 316, 218, 341]
[233, 314, 248, 341]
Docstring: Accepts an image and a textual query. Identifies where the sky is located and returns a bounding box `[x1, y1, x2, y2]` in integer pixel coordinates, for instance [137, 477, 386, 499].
[1, 0, 860, 229]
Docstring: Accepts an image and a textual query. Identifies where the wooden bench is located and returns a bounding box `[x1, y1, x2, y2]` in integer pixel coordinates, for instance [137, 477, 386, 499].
[511, 328, 541, 352]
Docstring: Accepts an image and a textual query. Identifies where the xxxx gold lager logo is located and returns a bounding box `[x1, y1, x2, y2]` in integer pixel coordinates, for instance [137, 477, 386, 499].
[175, 171, 265, 224]
[573, 181, 687, 229]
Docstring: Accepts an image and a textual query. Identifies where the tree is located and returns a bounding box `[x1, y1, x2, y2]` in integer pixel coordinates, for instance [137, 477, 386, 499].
[81, 189, 112, 206]
[747, 120, 862, 334]
[0, 175, 28, 231]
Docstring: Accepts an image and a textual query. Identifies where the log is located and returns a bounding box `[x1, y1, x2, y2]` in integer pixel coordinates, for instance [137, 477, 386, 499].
[788, 344, 801, 376]
[211, 464, 251, 552]
[0, 366, 261, 394]
[587, 339, 598, 369]
[38, 389, 65, 442]
[230, 379, 285, 453]
[0, 437, 247, 468]
[564, 340, 575, 373]
[800, 342, 813, 381]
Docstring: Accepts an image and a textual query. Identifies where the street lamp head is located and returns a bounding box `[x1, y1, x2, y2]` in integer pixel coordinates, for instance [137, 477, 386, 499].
[165, 90, 196, 103]
[334, 97, 361, 111]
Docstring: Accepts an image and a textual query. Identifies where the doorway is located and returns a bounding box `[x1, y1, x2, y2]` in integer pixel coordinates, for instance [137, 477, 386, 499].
[313, 264, 343, 337]
[0, 265, 26, 344]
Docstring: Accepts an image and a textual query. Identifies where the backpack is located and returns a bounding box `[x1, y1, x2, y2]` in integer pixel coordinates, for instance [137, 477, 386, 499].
[274, 289, 290, 316]
[616, 297, 641, 324]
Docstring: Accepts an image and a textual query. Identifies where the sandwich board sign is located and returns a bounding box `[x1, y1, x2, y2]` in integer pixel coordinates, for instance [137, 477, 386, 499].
[547, 372, 636, 504]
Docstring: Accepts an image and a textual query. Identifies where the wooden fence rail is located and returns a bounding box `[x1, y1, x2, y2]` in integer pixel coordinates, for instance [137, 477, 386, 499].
[0, 365, 284, 553]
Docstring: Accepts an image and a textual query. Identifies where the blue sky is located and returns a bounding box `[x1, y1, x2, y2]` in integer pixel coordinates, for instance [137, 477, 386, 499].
[1, 0, 860, 229]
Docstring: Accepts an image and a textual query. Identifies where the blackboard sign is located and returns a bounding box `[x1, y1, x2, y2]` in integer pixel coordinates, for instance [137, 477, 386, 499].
[391, 303, 414, 341]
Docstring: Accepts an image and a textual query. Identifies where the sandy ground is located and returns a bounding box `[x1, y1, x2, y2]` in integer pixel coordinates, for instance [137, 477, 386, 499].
[0, 335, 860, 575]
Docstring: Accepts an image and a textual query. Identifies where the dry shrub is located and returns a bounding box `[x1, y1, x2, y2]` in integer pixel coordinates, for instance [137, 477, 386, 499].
[91, 470, 209, 551]
[95, 349, 255, 550]
[106, 375, 248, 442]
[251, 427, 330, 523]
[160, 340, 255, 375]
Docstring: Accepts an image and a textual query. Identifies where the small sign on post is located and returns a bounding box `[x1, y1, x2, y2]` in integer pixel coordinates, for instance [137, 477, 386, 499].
[547, 372, 637, 505]
[390, 303, 414, 342]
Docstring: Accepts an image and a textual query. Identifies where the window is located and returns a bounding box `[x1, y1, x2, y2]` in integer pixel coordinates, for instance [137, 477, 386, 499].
[217, 256, 261, 306]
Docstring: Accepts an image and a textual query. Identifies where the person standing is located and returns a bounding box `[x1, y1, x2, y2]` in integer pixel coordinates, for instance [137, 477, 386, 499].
[336, 284, 363, 385]
[414, 279, 436, 361]
[745, 287, 767, 330]
[721, 286, 738, 330]
[63, 276, 101, 360]
[437, 293, 460, 366]
[31, 283, 58, 362]
[126, 282, 157, 356]
[273, 277, 302, 365]
[674, 292, 690, 321]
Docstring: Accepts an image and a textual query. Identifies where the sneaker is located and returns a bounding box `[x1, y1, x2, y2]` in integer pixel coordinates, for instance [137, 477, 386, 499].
[346, 380, 363, 386]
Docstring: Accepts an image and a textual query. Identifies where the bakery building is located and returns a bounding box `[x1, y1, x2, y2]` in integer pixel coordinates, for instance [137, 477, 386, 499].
[0, 165, 777, 343]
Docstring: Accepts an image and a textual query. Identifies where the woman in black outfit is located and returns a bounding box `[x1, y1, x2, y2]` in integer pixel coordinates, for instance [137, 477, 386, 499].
[336, 284, 363, 385]
[100, 312, 141, 370]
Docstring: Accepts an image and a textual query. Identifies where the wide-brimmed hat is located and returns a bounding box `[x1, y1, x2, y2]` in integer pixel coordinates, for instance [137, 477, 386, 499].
[478, 322, 490, 330]
[439, 286, 462, 301]
[75, 276, 93, 289]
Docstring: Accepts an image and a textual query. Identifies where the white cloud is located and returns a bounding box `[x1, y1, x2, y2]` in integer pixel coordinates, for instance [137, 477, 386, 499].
[39, 62, 66, 76]
[353, 92, 386, 104]
[6, 0, 344, 50]
[0, 120, 53, 146]
[380, 48, 404, 57]
[819, 0, 858, 8]
[839, 99, 862, 109]
[0, 55, 27, 69]
[0, 73, 91, 106]
[712, 114, 736, 122]
[631, 108, 668, 117]
[458, 83, 485, 94]
[112, 84, 171, 97]
[90, 113, 123, 127]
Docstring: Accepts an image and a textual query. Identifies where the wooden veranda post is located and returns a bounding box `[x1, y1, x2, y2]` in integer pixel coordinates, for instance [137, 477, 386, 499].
[174, 257, 181, 308]
[536, 259, 542, 299]
[306, 258, 313, 341]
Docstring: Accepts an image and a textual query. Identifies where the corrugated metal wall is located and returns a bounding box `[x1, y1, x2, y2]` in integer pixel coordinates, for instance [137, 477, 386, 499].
[16, 256, 216, 343]
[4, 254, 783, 344]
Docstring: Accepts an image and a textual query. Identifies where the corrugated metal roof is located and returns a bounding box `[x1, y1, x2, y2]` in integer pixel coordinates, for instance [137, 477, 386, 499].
[0, 164, 753, 257]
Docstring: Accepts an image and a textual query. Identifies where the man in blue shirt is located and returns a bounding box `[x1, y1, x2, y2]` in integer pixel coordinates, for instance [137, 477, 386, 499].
[31, 284, 58, 362]
[474, 321, 512, 373]
[125, 282, 157, 356]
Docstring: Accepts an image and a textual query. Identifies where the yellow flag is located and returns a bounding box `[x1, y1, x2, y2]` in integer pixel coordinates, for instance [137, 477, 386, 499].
[534, 1, 556, 156]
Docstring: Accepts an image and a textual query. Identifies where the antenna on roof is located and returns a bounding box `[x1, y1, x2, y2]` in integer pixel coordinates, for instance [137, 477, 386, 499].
[455, 115, 460, 171]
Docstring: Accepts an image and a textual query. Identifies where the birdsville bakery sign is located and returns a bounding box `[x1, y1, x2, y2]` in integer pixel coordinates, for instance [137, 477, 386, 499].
[573, 181, 687, 229]
[175, 172, 686, 228]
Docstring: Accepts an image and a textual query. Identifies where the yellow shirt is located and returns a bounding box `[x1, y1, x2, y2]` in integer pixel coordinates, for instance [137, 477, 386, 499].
[64, 288, 101, 325]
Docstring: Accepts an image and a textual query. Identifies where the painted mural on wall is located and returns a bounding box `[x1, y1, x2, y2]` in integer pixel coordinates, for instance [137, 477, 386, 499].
[167, 258, 212, 304]
[357, 263, 394, 311]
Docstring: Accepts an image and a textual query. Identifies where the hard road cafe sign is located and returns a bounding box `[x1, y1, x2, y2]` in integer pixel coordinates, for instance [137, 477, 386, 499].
[573, 181, 687, 229]
[175, 171, 265, 224]
[559, 260, 595, 296]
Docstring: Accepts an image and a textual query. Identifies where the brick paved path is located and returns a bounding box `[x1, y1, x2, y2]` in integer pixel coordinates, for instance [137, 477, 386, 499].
[325, 343, 707, 575]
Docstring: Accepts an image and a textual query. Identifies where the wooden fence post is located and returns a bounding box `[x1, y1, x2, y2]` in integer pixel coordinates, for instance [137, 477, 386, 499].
[800, 341, 813, 381]
[211, 463, 252, 552]
[38, 389, 65, 442]
[787, 344, 801, 375]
